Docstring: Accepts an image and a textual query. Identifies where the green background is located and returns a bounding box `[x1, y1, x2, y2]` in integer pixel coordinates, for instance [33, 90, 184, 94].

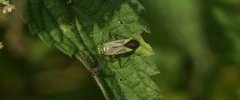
[1, 0, 240, 100]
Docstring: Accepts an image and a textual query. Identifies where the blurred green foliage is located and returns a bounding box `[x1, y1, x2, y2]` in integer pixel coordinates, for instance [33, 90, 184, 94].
[0, 29, 104, 100]
[142, 0, 240, 100]
[1, 0, 240, 100]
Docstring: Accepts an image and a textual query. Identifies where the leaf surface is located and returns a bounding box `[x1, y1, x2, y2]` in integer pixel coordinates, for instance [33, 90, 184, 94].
[26, 0, 161, 99]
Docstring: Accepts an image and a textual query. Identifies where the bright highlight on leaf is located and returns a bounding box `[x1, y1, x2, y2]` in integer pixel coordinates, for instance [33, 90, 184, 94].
[0, 0, 15, 14]
[0, 42, 3, 49]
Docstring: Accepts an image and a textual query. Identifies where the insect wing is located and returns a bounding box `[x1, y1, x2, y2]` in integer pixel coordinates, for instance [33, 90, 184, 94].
[107, 46, 132, 55]
[103, 39, 133, 55]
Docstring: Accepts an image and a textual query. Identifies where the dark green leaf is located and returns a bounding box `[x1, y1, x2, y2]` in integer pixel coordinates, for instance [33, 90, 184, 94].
[26, 0, 161, 99]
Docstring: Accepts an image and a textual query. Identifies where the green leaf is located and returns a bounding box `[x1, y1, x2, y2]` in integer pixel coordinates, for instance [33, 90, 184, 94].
[213, 0, 240, 63]
[25, 0, 161, 99]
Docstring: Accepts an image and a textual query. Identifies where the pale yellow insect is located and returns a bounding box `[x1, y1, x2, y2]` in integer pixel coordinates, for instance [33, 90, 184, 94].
[99, 38, 140, 56]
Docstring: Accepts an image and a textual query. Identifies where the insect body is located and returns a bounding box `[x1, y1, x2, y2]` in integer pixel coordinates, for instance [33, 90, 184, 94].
[99, 39, 140, 55]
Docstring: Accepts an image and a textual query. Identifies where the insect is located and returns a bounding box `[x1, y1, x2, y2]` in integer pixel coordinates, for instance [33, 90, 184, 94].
[99, 38, 140, 55]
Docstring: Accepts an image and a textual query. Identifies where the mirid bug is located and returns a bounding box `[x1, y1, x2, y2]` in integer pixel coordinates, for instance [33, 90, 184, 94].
[99, 38, 140, 56]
